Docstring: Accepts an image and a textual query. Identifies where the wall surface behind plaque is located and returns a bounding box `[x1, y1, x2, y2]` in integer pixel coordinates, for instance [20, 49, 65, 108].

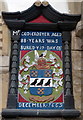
[68, 1, 83, 119]
[0, 0, 9, 118]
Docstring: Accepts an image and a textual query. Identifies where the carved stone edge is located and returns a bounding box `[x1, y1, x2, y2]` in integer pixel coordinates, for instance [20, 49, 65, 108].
[7, 30, 21, 109]
[2, 109, 81, 118]
[62, 32, 75, 109]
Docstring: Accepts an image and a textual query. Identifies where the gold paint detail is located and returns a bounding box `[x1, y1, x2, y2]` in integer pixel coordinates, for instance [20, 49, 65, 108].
[42, 1, 49, 7]
[34, 1, 42, 7]
[37, 88, 44, 95]
[29, 95, 54, 102]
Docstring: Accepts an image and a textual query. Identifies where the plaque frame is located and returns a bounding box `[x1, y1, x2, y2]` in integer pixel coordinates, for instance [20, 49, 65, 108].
[2, 2, 81, 118]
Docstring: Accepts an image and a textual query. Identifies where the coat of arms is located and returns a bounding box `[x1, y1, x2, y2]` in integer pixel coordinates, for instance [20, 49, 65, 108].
[18, 50, 63, 105]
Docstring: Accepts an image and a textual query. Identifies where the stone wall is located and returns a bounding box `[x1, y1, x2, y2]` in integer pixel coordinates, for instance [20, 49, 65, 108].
[1, 1, 83, 120]
[70, 1, 83, 118]
[0, 1, 9, 119]
[68, 1, 81, 14]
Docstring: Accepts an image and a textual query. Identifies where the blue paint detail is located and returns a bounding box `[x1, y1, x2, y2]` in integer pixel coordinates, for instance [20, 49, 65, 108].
[30, 87, 52, 96]
[20, 31, 62, 51]
[30, 70, 52, 78]
[17, 102, 64, 109]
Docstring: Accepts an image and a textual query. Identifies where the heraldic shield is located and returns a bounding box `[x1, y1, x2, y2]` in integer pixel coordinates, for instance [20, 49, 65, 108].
[30, 70, 53, 96]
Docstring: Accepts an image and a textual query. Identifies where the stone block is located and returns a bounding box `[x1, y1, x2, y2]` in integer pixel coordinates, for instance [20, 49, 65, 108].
[0, 49, 2, 56]
[0, 41, 2, 48]
[72, 51, 82, 113]
[81, 102, 83, 116]
[0, 74, 2, 113]
[71, 31, 83, 50]
[0, 18, 2, 23]
[0, 32, 2, 39]
[0, 67, 2, 74]
[2, 56, 9, 67]
[72, 70, 83, 85]
[76, 21, 83, 39]
[0, 56, 9, 73]
[0, 1, 8, 11]
[2, 67, 9, 73]
[2, 73, 9, 109]
[73, 70, 81, 111]
[2, 24, 10, 56]
[0, 56, 2, 67]
[81, 71, 83, 85]
[0, 26, 2, 32]
[73, 84, 81, 111]
[68, 2, 81, 14]
[72, 51, 83, 71]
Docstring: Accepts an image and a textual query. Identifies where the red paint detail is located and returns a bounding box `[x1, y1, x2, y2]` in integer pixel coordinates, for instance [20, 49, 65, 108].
[29, 15, 52, 23]
[57, 66, 60, 69]
[52, 73, 55, 78]
[51, 64, 55, 66]
[18, 93, 30, 102]
[18, 93, 63, 103]
[20, 82, 28, 85]
[21, 50, 31, 59]
[60, 74, 64, 78]
[19, 68, 25, 74]
[47, 62, 52, 63]
[52, 51, 62, 59]
[22, 59, 28, 68]
[53, 93, 63, 102]
[27, 76, 30, 82]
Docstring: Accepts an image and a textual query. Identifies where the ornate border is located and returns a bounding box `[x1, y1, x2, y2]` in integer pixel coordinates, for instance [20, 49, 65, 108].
[7, 30, 21, 109]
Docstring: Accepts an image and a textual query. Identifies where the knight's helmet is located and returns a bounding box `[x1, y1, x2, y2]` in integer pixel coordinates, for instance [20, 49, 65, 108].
[34, 50, 47, 65]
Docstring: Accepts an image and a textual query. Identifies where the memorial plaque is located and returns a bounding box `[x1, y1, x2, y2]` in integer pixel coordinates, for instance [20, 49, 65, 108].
[2, 1, 81, 118]
[18, 31, 64, 109]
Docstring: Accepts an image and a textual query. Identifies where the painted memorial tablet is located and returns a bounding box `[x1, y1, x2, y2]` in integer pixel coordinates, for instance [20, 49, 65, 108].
[2, 2, 81, 117]
[18, 31, 64, 109]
